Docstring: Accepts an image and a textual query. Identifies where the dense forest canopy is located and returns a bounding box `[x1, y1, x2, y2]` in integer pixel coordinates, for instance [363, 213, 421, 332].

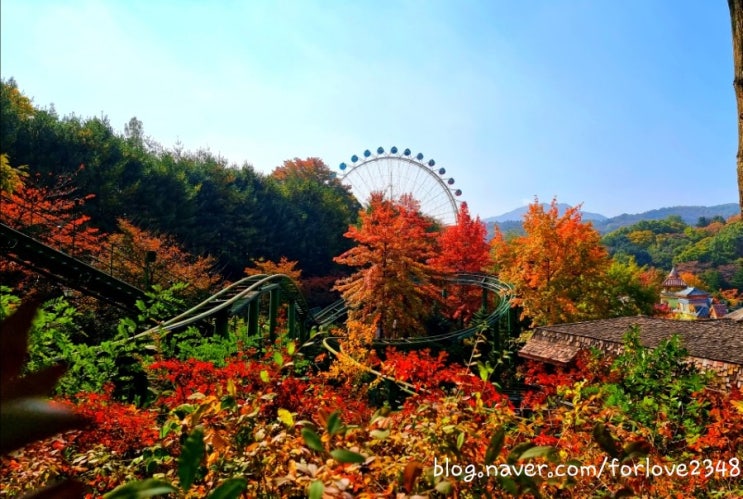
[0, 78, 360, 280]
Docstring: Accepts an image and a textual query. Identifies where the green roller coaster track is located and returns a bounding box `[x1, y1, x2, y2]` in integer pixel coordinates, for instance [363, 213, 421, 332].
[2, 213, 514, 391]
[124, 271, 512, 347]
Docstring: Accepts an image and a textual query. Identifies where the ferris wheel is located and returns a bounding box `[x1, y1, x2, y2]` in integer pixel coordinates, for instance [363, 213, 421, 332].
[338, 147, 462, 225]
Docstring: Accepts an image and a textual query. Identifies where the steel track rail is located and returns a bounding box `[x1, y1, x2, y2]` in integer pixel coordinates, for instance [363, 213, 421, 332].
[121, 273, 311, 343]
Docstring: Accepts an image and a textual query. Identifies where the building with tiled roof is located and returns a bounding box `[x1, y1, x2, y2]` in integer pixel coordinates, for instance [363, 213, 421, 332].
[658, 268, 714, 319]
[519, 316, 743, 389]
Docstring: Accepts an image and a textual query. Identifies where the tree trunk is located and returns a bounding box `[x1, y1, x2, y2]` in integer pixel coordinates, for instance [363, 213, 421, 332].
[729, 0, 743, 217]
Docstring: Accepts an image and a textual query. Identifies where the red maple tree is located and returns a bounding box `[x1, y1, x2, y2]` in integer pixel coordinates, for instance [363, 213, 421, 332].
[333, 193, 440, 338]
[430, 202, 491, 322]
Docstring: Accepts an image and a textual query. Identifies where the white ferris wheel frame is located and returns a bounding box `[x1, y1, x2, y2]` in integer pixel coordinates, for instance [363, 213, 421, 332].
[338, 147, 462, 226]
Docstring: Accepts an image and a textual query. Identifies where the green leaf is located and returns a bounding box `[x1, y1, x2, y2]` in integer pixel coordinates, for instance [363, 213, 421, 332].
[330, 448, 366, 464]
[286, 340, 296, 356]
[273, 351, 284, 366]
[277, 408, 294, 428]
[308, 480, 324, 499]
[178, 427, 205, 492]
[370, 429, 390, 440]
[326, 410, 343, 435]
[302, 427, 325, 453]
[207, 477, 248, 499]
[220, 395, 237, 411]
[456, 431, 465, 450]
[484, 427, 505, 466]
[499, 476, 518, 495]
[592, 423, 621, 459]
[259, 370, 270, 383]
[159, 420, 180, 439]
[519, 445, 556, 460]
[435, 480, 453, 495]
[103, 478, 177, 498]
[507, 442, 534, 464]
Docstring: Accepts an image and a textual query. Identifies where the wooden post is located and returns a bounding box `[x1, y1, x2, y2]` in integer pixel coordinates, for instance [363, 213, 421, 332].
[730, 0, 743, 217]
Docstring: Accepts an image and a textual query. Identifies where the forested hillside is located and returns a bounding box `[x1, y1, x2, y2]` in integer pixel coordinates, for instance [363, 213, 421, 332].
[602, 215, 743, 293]
[0, 79, 360, 281]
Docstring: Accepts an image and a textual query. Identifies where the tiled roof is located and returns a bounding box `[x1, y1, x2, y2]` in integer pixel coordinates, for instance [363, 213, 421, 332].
[520, 337, 580, 364]
[661, 267, 686, 288]
[524, 316, 743, 365]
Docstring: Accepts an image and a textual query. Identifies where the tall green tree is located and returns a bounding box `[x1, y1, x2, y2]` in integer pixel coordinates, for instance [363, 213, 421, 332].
[268, 158, 360, 276]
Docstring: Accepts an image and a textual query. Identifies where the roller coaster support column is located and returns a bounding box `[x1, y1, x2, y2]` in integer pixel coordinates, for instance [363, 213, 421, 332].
[215, 309, 229, 337]
[268, 288, 280, 343]
[248, 299, 259, 338]
[288, 301, 297, 339]
[482, 286, 489, 311]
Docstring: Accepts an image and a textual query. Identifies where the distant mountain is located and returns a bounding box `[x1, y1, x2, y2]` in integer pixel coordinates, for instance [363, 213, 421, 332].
[485, 203, 739, 238]
[484, 203, 607, 224]
[593, 204, 740, 233]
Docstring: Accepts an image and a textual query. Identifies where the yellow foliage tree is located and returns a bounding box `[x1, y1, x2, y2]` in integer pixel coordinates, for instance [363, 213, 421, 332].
[490, 198, 611, 326]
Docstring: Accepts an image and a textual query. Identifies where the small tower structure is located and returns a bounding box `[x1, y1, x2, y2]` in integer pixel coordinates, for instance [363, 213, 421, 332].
[659, 267, 714, 318]
[660, 267, 687, 310]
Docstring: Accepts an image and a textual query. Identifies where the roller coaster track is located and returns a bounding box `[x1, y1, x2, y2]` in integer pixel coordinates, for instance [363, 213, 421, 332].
[125, 273, 313, 343]
[1, 195, 512, 356]
[313, 273, 512, 345]
[3, 219, 513, 397]
[373, 272, 512, 346]
[0, 222, 147, 310]
[319, 272, 512, 394]
[124, 270, 511, 396]
[123, 271, 511, 357]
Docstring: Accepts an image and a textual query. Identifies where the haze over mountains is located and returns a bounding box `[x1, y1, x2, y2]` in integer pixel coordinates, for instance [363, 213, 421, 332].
[484, 202, 740, 236]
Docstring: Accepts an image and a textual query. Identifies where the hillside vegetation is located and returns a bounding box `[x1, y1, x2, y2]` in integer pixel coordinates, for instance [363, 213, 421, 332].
[603, 215, 743, 293]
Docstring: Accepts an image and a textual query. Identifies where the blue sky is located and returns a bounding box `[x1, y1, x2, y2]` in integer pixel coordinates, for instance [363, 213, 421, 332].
[0, 0, 736, 219]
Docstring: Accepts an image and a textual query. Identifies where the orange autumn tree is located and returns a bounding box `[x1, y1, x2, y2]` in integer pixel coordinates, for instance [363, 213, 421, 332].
[334, 192, 440, 339]
[244, 256, 302, 284]
[429, 202, 491, 323]
[0, 164, 103, 256]
[0, 163, 104, 293]
[490, 198, 610, 326]
[97, 219, 220, 300]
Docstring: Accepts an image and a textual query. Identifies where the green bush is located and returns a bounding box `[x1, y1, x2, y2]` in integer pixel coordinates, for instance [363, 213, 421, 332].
[603, 327, 710, 452]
